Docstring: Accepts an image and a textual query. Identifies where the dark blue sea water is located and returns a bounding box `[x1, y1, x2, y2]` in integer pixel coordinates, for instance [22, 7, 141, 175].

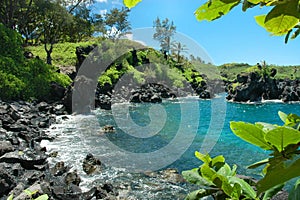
[44, 95, 300, 198]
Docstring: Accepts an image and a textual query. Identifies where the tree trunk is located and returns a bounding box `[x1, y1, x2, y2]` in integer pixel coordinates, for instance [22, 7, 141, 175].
[177, 52, 180, 63]
[45, 43, 53, 65]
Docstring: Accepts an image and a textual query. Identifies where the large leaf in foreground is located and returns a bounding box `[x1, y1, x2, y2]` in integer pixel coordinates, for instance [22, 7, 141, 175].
[263, 184, 284, 200]
[264, 0, 300, 35]
[230, 122, 272, 150]
[257, 158, 300, 194]
[195, 0, 240, 21]
[123, 0, 142, 9]
[265, 126, 300, 152]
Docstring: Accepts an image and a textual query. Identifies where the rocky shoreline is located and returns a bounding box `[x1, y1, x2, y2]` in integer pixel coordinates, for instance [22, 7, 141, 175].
[0, 99, 194, 200]
[0, 100, 122, 199]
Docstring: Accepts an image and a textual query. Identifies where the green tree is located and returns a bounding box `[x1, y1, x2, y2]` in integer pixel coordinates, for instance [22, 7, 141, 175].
[67, 5, 94, 42]
[92, 13, 107, 36]
[153, 17, 176, 55]
[36, 0, 73, 65]
[171, 41, 188, 63]
[0, 0, 25, 29]
[104, 7, 131, 39]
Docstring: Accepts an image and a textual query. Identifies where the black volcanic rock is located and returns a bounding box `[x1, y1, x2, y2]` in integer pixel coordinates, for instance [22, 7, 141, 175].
[227, 71, 300, 102]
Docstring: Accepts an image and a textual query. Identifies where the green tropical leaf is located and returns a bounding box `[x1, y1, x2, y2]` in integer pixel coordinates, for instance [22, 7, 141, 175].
[230, 122, 273, 150]
[265, 126, 300, 152]
[247, 158, 269, 169]
[231, 183, 242, 199]
[285, 113, 300, 128]
[256, 122, 277, 132]
[263, 184, 284, 200]
[24, 189, 33, 196]
[6, 194, 13, 200]
[264, 0, 300, 35]
[255, 15, 267, 29]
[229, 176, 257, 199]
[230, 164, 237, 176]
[213, 174, 233, 197]
[201, 163, 216, 181]
[123, 0, 142, 9]
[211, 155, 225, 168]
[289, 179, 300, 200]
[248, 0, 261, 4]
[278, 111, 288, 123]
[195, 151, 212, 164]
[185, 189, 212, 200]
[217, 163, 232, 177]
[195, 0, 240, 21]
[257, 158, 300, 194]
[35, 194, 49, 200]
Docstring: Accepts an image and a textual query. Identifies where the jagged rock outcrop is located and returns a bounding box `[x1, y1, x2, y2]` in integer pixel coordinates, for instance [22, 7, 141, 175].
[226, 71, 300, 102]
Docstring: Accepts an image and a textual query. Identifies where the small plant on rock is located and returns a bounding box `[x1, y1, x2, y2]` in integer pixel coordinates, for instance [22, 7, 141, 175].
[182, 152, 257, 200]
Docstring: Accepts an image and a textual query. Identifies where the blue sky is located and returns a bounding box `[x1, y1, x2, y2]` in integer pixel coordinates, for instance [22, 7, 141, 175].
[93, 0, 300, 66]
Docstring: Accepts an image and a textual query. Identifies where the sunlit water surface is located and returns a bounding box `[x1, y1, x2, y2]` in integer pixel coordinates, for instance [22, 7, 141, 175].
[42, 95, 300, 199]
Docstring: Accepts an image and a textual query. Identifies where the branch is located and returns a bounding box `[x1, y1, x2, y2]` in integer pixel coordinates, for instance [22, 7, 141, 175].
[68, 0, 83, 13]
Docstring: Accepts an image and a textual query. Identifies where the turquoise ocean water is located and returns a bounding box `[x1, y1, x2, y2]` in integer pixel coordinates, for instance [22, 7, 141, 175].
[44, 95, 300, 198]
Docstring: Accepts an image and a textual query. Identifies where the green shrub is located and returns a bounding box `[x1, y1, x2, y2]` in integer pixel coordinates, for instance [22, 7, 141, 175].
[0, 71, 25, 100]
[21, 59, 71, 100]
[0, 23, 23, 62]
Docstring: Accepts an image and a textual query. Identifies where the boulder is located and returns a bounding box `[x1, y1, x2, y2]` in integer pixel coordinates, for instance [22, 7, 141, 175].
[0, 141, 14, 157]
[50, 161, 70, 176]
[0, 164, 16, 197]
[75, 45, 97, 72]
[50, 82, 66, 101]
[82, 153, 101, 175]
[129, 83, 173, 103]
[64, 170, 81, 186]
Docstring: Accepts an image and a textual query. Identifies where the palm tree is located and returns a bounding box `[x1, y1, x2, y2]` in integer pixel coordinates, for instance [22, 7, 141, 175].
[171, 42, 188, 63]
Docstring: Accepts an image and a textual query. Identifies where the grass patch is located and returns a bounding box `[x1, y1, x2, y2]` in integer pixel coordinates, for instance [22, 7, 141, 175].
[25, 38, 101, 67]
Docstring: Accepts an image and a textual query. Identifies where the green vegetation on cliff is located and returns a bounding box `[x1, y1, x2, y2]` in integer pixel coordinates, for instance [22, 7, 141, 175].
[219, 63, 300, 81]
[0, 23, 71, 101]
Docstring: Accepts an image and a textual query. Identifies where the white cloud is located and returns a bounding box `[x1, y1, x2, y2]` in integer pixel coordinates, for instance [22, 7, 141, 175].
[123, 33, 147, 46]
[99, 9, 107, 15]
[95, 0, 108, 3]
[112, 0, 122, 6]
